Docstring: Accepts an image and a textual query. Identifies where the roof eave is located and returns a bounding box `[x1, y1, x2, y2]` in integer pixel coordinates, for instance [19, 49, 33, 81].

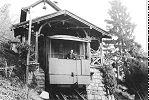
[12, 10, 111, 38]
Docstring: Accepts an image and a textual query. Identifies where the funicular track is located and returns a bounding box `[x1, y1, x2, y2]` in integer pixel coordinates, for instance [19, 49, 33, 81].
[49, 87, 87, 100]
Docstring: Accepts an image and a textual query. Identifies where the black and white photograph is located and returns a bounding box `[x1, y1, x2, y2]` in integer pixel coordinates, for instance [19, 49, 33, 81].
[0, 0, 147, 100]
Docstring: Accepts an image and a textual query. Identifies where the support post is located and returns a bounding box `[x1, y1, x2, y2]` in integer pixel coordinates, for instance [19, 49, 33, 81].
[26, 8, 32, 84]
[99, 38, 103, 66]
[35, 31, 39, 63]
[86, 39, 91, 68]
[26, 8, 32, 99]
[86, 35, 91, 62]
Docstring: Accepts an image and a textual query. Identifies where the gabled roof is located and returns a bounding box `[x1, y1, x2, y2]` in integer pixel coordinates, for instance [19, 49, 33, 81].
[12, 10, 111, 38]
[22, 0, 61, 11]
[20, 0, 61, 22]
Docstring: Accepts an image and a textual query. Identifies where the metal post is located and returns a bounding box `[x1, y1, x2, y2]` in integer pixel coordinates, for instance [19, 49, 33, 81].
[26, 8, 32, 84]
[26, 8, 32, 99]
[35, 31, 39, 71]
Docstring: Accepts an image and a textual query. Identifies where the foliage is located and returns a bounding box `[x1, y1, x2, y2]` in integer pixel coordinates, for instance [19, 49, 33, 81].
[101, 64, 117, 95]
[0, 3, 14, 42]
[0, 41, 29, 81]
[105, 0, 136, 53]
[0, 3, 38, 88]
[0, 76, 27, 100]
[28, 72, 38, 89]
[122, 58, 148, 100]
[0, 75, 42, 100]
[0, 3, 40, 99]
[104, 0, 148, 99]
[0, 3, 18, 71]
[0, 42, 19, 66]
[0, 40, 37, 86]
[16, 42, 29, 63]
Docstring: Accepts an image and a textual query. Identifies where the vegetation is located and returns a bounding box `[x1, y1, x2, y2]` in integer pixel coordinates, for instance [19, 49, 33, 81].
[0, 75, 43, 100]
[0, 1, 147, 100]
[0, 4, 14, 42]
[101, 64, 117, 95]
[103, 0, 148, 99]
[0, 76, 27, 100]
[0, 3, 16, 70]
[0, 2, 31, 82]
[0, 3, 41, 100]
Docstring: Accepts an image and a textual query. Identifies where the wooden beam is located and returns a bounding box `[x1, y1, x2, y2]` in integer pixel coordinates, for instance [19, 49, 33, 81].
[35, 31, 39, 63]
[22, 0, 43, 11]
[22, 0, 61, 11]
[46, 0, 61, 11]
[99, 38, 103, 66]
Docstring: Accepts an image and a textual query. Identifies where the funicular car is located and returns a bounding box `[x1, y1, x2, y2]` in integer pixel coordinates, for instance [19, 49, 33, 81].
[12, 0, 111, 99]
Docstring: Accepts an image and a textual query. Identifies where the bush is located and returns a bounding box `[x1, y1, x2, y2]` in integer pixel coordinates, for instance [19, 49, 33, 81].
[123, 59, 148, 100]
[101, 64, 117, 95]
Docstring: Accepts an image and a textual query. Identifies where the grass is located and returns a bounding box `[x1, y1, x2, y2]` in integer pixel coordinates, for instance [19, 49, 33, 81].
[0, 75, 42, 100]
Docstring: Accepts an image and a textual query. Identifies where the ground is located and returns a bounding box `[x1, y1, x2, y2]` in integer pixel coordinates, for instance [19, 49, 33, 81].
[0, 76, 42, 100]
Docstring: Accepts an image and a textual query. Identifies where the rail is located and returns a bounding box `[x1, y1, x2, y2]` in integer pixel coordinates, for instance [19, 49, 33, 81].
[73, 89, 86, 100]
[49, 88, 87, 100]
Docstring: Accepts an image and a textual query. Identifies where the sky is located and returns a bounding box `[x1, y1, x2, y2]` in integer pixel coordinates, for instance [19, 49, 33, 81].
[0, 0, 147, 52]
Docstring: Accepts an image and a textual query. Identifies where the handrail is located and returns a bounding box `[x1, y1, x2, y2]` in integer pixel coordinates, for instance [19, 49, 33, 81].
[48, 53, 87, 60]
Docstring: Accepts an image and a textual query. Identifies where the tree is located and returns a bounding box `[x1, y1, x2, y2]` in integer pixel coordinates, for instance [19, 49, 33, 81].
[0, 4, 28, 81]
[104, 0, 148, 99]
[105, 0, 136, 53]
[0, 3, 14, 72]
[123, 56, 148, 100]
[0, 3, 14, 42]
[104, 0, 136, 81]
[0, 3, 15, 71]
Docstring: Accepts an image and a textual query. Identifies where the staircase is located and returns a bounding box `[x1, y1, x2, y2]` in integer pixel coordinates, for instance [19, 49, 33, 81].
[28, 65, 45, 90]
[34, 67, 45, 90]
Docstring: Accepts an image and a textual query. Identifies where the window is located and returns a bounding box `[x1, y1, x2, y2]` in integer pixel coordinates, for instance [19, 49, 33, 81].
[50, 39, 88, 59]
